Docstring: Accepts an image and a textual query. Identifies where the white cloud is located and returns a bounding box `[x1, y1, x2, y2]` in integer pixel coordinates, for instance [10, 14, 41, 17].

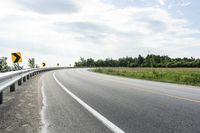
[178, 1, 191, 7]
[14, 0, 79, 14]
[0, 0, 199, 67]
[158, 0, 167, 6]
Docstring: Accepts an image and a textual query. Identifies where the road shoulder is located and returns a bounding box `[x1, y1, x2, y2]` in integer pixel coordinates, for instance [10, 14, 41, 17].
[0, 75, 43, 133]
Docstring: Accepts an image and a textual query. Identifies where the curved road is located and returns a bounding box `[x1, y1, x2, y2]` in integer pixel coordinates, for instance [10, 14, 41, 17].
[41, 68, 200, 133]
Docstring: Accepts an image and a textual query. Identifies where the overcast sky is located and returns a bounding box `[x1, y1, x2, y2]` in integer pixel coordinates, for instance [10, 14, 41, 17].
[0, 0, 200, 67]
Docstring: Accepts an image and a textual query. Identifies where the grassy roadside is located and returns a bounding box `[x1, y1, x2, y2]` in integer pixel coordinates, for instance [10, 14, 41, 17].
[92, 68, 200, 86]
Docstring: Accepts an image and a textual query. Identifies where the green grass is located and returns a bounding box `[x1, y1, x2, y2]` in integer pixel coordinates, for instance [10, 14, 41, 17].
[92, 68, 200, 86]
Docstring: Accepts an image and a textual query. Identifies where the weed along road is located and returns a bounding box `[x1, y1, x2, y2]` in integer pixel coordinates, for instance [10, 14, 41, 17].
[39, 68, 200, 133]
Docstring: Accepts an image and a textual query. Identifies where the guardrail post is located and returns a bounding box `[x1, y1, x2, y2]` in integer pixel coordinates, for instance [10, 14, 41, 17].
[10, 84, 15, 92]
[18, 79, 22, 86]
[23, 77, 26, 82]
[0, 92, 3, 104]
[27, 75, 30, 80]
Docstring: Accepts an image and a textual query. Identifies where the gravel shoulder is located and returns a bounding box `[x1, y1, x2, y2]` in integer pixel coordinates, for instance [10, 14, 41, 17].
[0, 74, 43, 133]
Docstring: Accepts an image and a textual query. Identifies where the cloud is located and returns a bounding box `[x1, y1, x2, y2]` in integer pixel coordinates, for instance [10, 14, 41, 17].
[178, 1, 191, 7]
[55, 22, 112, 34]
[15, 0, 79, 14]
[135, 16, 166, 32]
[159, 0, 167, 6]
[0, 0, 200, 67]
[54, 21, 117, 43]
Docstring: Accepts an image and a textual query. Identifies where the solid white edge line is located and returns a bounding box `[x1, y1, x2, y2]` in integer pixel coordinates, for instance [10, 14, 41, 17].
[53, 72, 125, 133]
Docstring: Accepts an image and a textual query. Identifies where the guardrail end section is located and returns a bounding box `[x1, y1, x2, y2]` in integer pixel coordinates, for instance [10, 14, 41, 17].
[0, 92, 3, 104]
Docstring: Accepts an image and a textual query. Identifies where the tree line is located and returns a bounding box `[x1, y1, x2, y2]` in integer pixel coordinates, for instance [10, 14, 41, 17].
[75, 54, 200, 68]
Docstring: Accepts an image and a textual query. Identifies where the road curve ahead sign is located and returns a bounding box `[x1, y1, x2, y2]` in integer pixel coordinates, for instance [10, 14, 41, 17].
[42, 62, 46, 67]
[11, 52, 22, 63]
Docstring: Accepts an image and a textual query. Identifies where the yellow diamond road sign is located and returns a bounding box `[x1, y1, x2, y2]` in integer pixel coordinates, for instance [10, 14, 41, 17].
[42, 62, 46, 67]
[11, 52, 22, 63]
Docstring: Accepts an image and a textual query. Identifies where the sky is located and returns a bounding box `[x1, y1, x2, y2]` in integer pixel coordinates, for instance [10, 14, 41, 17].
[0, 0, 200, 67]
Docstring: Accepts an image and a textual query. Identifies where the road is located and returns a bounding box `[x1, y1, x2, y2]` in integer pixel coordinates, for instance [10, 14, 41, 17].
[40, 68, 200, 133]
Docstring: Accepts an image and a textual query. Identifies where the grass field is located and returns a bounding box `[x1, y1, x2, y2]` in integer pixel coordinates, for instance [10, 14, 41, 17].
[92, 68, 200, 86]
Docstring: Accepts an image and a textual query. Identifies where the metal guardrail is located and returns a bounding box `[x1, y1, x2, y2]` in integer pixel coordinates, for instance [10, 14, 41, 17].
[0, 67, 66, 104]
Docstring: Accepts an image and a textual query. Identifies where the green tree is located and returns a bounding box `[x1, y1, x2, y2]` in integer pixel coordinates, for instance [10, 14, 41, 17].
[28, 58, 36, 68]
[86, 58, 95, 67]
[0, 57, 10, 72]
[96, 59, 105, 67]
[137, 55, 144, 66]
[74, 54, 200, 68]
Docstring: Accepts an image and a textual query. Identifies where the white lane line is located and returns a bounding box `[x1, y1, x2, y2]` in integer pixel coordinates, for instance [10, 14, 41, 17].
[53, 72, 125, 133]
[39, 75, 48, 133]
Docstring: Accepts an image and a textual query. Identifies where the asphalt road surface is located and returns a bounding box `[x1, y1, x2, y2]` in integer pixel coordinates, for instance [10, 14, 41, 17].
[40, 68, 200, 133]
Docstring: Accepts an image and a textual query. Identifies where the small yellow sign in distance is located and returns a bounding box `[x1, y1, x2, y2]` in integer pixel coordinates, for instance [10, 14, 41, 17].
[11, 52, 22, 63]
[42, 62, 46, 67]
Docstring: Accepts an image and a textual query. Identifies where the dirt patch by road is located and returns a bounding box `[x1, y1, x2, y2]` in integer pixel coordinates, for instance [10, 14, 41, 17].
[0, 74, 43, 133]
